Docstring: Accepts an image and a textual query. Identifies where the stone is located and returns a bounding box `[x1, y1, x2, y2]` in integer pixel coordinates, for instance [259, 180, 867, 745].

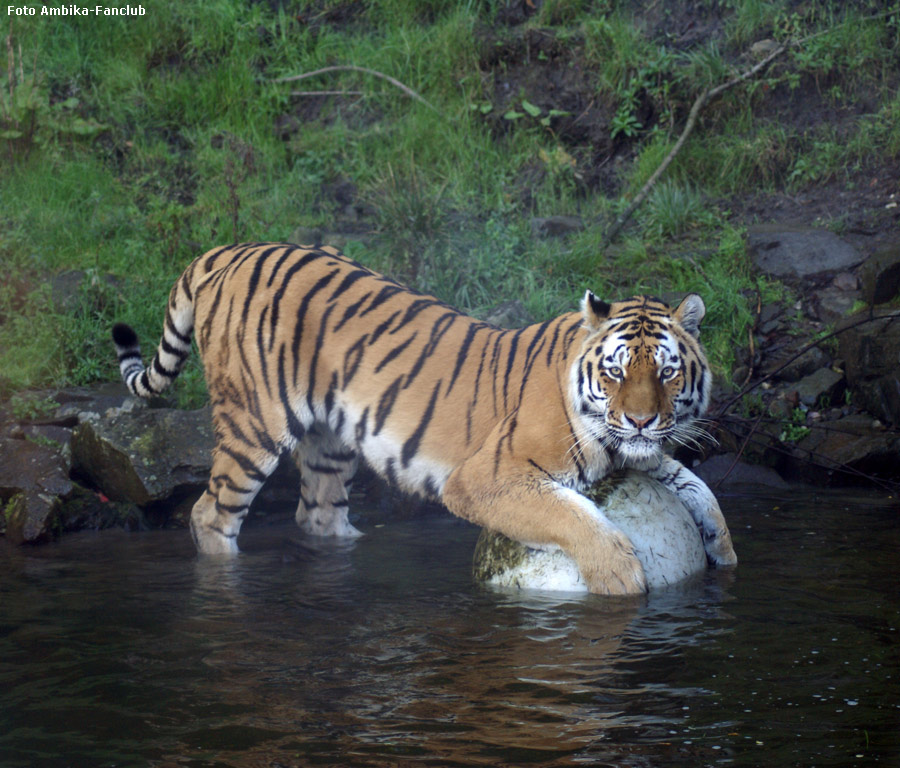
[0, 437, 73, 544]
[483, 300, 534, 329]
[747, 224, 862, 278]
[838, 309, 900, 425]
[762, 341, 829, 382]
[794, 367, 845, 408]
[812, 285, 860, 325]
[473, 473, 707, 593]
[860, 242, 900, 305]
[692, 453, 789, 489]
[530, 215, 584, 238]
[787, 414, 900, 483]
[71, 407, 215, 505]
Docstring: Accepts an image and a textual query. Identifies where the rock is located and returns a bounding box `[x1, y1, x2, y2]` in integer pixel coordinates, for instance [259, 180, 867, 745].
[838, 309, 900, 425]
[693, 453, 789, 489]
[0, 436, 73, 543]
[3, 492, 61, 545]
[761, 341, 829, 382]
[794, 367, 844, 408]
[833, 272, 859, 292]
[530, 215, 584, 238]
[786, 414, 900, 483]
[49, 270, 123, 314]
[473, 473, 707, 593]
[483, 300, 534, 329]
[860, 241, 900, 305]
[71, 407, 215, 505]
[748, 224, 862, 278]
[812, 285, 860, 325]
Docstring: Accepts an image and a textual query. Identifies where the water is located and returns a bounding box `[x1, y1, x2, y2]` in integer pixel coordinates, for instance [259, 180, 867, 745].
[1, 490, 898, 767]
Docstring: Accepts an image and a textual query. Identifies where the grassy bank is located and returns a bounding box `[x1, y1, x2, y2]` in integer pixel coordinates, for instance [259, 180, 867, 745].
[2, 0, 898, 407]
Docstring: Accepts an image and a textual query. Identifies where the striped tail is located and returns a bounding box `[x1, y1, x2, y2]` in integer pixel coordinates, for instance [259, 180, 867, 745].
[111, 276, 195, 398]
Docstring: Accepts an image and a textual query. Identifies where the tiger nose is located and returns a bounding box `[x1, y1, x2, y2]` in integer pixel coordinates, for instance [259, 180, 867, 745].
[626, 413, 654, 429]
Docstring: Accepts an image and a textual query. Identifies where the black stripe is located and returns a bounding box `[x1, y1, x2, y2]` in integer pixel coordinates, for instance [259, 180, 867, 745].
[306, 303, 336, 412]
[342, 335, 368, 387]
[374, 332, 417, 374]
[327, 268, 370, 301]
[265, 244, 299, 288]
[501, 328, 525, 412]
[304, 462, 344, 475]
[369, 310, 400, 345]
[403, 312, 456, 391]
[401, 379, 441, 468]
[446, 323, 484, 396]
[270, 250, 327, 341]
[217, 442, 267, 483]
[333, 293, 369, 332]
[355, 406, 369, 443]
[373, 377, 403, 435]
[394, 298, 437, 329]
[291, 269, 340, 383]
[152, 356, 178, 379]
[360, 284, 403, 317]
[277, 343, 306, 441]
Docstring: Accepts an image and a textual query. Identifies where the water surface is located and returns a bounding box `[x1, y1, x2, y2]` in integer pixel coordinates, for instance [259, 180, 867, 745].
[1, 490, 898, 767]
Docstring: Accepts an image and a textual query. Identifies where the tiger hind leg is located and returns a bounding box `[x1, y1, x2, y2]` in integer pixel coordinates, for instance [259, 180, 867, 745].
[292, 424, 362, 538]
[190, 445, 281, 554]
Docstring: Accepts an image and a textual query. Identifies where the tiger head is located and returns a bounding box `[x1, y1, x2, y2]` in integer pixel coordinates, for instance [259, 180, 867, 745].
[573, 292, 711, 466]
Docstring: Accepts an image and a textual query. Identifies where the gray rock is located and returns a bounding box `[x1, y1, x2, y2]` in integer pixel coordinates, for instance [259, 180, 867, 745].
[789, 414, 900, 482]
[473, 473, 707, 592]
[71, 407, 215, 505]
[0, 436, 73, 543]
[762, 342, 829, 382]
[838, 309, 900, 425]
[530, 215, 584, 238]
[812, 285, 860, 325]
[794, 367, 845, 408]
[483, 300, 534, 329]
[861, 241, 900, 305]
[693, 453, 789, 489]
[748, 224, 862, 278]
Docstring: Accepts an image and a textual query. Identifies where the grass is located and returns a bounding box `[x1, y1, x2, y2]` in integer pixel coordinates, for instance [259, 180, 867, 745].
[1, 0, 898, 403]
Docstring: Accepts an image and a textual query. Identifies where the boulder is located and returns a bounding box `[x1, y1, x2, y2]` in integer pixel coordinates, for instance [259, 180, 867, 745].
[693, 453, 789, 489]
[860, 241, 900, 305]
[747, 224, 862, 278]
[71, 407, 215, 505]
[473, 472, 707, 593]
[785, 414, 900, 483]
[838, 309, 900, 425]
[0, 436, 73, 543]
[530, 215, 584, 238]
[793, 367, 845, 408]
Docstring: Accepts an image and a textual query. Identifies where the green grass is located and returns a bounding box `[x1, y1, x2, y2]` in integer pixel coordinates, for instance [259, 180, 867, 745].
[1, 0, 898, 401]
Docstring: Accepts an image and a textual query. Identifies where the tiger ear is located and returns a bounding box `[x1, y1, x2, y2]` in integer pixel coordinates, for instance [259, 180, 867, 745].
[581, 291, 611, 331]
[675, 294, 705, 338]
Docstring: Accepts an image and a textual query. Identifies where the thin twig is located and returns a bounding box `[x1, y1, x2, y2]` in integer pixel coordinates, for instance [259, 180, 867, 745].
[713, 410, 764, 490]
[714, 312, 900, 419]
[603, 43, 786, 247]
[271, 65, 441, 114]
[290, 90, 364, 97]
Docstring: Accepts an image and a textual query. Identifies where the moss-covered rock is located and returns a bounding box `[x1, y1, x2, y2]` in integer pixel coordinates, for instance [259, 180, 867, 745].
[473, 472, 707, 593]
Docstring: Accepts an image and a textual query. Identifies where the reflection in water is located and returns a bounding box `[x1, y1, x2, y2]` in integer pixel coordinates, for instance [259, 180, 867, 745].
[0, 491, 898, 767]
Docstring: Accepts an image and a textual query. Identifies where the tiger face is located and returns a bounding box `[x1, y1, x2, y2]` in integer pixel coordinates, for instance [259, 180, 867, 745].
[574, 292, 711, 466]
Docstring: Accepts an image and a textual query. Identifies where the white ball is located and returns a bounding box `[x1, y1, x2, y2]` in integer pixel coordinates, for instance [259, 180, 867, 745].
[473, 472, 707, 592]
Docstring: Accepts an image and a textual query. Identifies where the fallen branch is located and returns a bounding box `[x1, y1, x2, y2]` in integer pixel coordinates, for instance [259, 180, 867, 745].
[603, 42, 786, 247]
[271, 65, 440, 114]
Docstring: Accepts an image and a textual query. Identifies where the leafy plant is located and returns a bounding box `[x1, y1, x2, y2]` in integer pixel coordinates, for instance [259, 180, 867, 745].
[779, 407, 811, 444]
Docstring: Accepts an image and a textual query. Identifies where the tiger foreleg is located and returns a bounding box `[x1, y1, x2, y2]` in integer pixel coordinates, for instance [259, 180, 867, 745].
[443, 461, 647, 596]
[190, 441, 281, 555]
[647, 456, 737, 567]
[292, 427, 362, 538]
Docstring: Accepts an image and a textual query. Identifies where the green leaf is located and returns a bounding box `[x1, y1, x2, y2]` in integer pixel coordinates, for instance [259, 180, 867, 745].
[521, 99, 541, 117]
[503, 110, 524, 120]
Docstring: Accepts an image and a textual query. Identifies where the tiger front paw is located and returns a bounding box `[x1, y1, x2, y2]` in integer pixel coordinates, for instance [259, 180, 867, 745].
[704, 526, 738, 567]
[576, 535, 648, 596]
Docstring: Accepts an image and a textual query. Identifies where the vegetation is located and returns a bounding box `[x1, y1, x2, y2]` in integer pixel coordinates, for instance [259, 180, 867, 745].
[1, 0, 898, 407]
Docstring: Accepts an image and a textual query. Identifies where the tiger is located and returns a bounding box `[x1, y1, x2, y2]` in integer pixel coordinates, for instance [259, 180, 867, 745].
[112, 242, 736, 595]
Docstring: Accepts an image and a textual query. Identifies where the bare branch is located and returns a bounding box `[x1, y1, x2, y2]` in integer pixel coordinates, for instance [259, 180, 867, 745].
[271, 65, 441, 114]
